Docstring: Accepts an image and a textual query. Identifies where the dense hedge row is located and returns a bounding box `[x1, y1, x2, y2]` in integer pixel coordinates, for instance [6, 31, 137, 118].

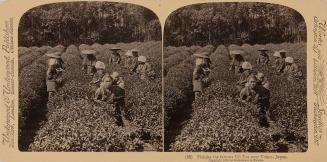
[28, 42, 162, 151]
[165, 43, 307, 152]
[18, 45, 66, 150]
[163, 45, 216, 149]
[19, 50, 43, 73]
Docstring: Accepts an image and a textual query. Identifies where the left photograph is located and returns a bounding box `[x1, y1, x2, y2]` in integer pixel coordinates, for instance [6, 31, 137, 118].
[18, 2, 162, 152]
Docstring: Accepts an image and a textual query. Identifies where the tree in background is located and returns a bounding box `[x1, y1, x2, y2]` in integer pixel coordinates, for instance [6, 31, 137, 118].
[19, 2, 161, 47]
[164, 2, 306, 46]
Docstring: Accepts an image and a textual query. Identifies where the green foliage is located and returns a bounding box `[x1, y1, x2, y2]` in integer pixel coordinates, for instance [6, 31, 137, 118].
[21, 42, 162, 151]
[19, 63, 47, 132]
[19, 2, 161, 47]
[19, 50, 43, 73]
[164, 3, 306, 46]
[165, 43, 307, 152]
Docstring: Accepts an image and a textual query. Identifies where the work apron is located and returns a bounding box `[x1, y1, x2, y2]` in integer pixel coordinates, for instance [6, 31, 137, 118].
[193, 79, 203, 92]
[47, 80, 56, 92]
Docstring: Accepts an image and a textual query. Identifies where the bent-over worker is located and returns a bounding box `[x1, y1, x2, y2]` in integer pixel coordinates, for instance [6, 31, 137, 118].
[81, 50, 97, 75]
[283, 57, 303, 81]
[109, 47, 122, 64]
[239, 75, 271, 127]
[136, 56, 155, 80]
[257, 48, 270, 65]
[46, 52, 64, 97]
[236, 61, 254, 92]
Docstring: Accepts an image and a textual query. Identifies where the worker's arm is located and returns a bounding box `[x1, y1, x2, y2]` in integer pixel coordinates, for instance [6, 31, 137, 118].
[276, 60, 283, 72]
[90, 76, 101, 84]
[135, 65, 141, 74]
[238, 74, 247, 85]
[46, 67, 55, 80]
[193, 68, 202, 80]
[109, 57, 113, 63]
[117, 55, 121, 64]
[239, 88, 247, 101]
[265, 57, 270, 64]
[145, 63, 155, 78]
[252, 93, 259, 104]
[146, 63, 152, 73]
[292, 64, 299, 74]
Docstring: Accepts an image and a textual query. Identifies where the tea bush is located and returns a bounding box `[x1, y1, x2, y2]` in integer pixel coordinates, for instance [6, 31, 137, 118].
[165, 43, 307, 152]
[25, 42, 162, 151]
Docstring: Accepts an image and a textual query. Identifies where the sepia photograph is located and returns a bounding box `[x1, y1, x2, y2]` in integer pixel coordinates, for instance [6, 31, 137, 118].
[18, 2, 162, 152]
[164, 2, 307, 152]
[1, 0, 327, 161]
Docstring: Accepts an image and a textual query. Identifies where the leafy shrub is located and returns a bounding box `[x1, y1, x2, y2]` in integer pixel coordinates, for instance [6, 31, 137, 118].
[195, 44, 215, 53]
[164, 49, 191, 76]
[164, 55, 194, 141]
[28, 42, 162, 151]
[78, 44, 92, 50]
[18, 47, 31, 56]
[19, 49, 43, 73]
[38, 46, 52, 54]
[65, 45, 79, 55]
[19, 63, 47, 133]
[165, 43, 307, 152]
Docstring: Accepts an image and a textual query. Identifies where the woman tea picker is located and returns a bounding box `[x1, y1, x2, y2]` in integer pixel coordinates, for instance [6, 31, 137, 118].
[90, 61, 106, 85]
[46, 51, 64, 97]
[81, 49, 97, 76]
[124, 50, 133, 69]
[136, 56, 155, 80]
[195, 51, 211, 69]
[194, 52, 211, 82]
[283, 56, 303, 81]
[192, 52, 211, 99]
[273, 50, 287, 73]
[239, 75, 271, 127]
[257, 48, 270, 65]
[94, 71, 125, 126]
[124, 49, 139, 74]
[109, 47, 122, 64]
[236, 61, 254, 92]
[229, 49, 245, 75]
[130, 49, 140, 73]
[94, 71, 125, 101]
[256, 72, 270, 90]
[108, 72, 126, 126]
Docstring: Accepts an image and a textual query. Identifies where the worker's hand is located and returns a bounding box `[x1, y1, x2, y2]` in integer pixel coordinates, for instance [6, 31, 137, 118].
[238, 98, 247, 104]
[203, 67, 210, 71]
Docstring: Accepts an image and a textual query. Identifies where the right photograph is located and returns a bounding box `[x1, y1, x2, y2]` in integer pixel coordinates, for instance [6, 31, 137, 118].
[164, 2, 307, 152]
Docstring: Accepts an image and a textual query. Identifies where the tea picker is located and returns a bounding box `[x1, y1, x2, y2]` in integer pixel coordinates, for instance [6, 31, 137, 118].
[192, 52, 211, 99]
[273, 50, 287, 73]
[257, 48, 270, 65]
[109, 47, 122, 64]
[81, 49, 97, 76]
[46, 51, 64, 98]
[229, 49, 246, 74]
